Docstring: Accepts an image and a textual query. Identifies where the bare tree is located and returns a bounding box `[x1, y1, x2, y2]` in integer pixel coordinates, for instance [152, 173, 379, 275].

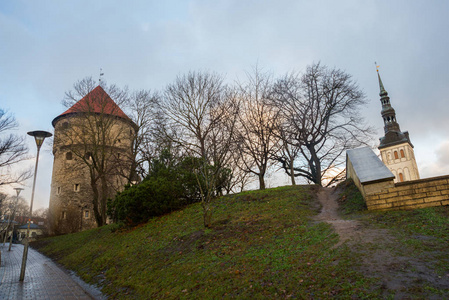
[161, 71, 238, 227]
[271, 63, 374, 186]
[124, 89, 161, 180]
[235, 67, 280, 190]
[57, 77, 135, 226]
[0, 109, 31, 187]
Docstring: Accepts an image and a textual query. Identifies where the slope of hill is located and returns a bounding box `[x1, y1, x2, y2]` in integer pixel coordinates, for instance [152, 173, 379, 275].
[32, 183, 449, 299]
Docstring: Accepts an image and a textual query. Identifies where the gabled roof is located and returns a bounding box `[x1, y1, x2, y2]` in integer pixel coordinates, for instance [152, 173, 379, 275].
[52, 85, 131, 127]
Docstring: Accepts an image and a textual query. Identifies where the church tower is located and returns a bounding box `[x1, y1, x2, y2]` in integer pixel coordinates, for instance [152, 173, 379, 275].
[49, 85, 137, 234]
[377, 70, 419, 182]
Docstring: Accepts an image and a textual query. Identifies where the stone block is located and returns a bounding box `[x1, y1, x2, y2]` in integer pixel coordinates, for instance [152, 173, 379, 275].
[366, 199, 386, 206]
[439, 188, 449, 195]
[368, 202, 393, 210]
[398, 189, 415, 196]
[441, 200, 449, 206]
[425, 191, 442, 197]
[423, 196, 447, 203]
[416, 186, 437, 193]
[366, 194, 379, 200]
[378, 192, 399, 199]
[436, 185, 449, 191]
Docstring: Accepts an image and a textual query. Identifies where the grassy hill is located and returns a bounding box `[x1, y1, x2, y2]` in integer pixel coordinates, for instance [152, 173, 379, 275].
[33, 183, 449, 299]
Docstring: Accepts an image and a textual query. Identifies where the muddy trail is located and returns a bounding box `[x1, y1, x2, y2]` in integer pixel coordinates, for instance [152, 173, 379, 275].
[314, 187, 449, 299]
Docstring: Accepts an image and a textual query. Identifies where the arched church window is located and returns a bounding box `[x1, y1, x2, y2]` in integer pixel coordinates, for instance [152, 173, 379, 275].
[66, 152, 73, 160]
[398, 173, 404, 182]
[400, 149, 405, 158]
[394, 151, 399, 159]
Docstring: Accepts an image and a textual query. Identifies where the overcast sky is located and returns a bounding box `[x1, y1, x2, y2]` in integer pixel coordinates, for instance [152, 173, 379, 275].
[1, 0, 449, 210]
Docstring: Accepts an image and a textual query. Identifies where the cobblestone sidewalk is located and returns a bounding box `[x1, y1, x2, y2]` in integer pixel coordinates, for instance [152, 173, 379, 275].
[0, 244, 102, 299]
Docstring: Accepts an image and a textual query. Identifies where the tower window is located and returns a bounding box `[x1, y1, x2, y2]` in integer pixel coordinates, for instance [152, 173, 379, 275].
[400, 149, 405, 158]
[84, 210, 90, 219]
[66, 152, 73, 160]
[394, 151, 399, 159]
[398, 173, 404, 182]
[74, 184, 80, 192]
[62, 211, 67, 219]
[57, 187, 61, 195]
[85, 152, 93, 160]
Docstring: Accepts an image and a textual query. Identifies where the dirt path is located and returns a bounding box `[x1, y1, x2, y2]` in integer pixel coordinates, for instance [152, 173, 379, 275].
[314, 187, 391, 247]
[314, 187, 449, 299]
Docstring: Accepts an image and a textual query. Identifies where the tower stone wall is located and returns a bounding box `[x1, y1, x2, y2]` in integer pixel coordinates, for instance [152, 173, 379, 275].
[49, 86, 136, 234]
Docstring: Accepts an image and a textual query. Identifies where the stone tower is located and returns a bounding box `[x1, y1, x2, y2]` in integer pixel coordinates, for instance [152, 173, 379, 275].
[377, 71, 419, 183]
[49, 85, 137, 234]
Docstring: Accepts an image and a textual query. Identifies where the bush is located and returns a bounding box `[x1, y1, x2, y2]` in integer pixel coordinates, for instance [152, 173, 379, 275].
[108, 151, 201, 226]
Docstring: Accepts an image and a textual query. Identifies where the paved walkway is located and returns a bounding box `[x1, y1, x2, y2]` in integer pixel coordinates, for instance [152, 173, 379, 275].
[0, 244, 103, 299]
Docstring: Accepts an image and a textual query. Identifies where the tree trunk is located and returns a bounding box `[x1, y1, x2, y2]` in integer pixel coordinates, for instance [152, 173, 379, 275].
[91, 179, 103, 227]
[202, 201, 212, 228]
[100, 175, 108, 225]
[258, 174, 265, 190]
[290, 158, 296, 185]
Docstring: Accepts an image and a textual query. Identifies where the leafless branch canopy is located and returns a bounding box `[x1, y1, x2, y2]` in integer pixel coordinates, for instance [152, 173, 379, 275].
[270, 62, 374, 185]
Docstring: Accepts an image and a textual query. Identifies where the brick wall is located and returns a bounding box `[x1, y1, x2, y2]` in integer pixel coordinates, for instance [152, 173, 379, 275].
[364, 175, 449, 210]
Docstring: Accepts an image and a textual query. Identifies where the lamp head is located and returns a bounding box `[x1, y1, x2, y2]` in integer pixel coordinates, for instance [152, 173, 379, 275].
[27, 131, 52, 149]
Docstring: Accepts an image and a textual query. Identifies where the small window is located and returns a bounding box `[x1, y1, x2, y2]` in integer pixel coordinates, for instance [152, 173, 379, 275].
[117, 139, 121, 143]
[399, 173, 404, 182]
[85, 152, 93, 160]
[117, 153, 121, 159]
[62, 211, 67, 219]
[57, 187, 61, 195]
[400, 149, 405, 158]
[394, 151, 399, 159]
[74, 184, 80, 192]
[84, 210, 90, 219]
[66, 152, 73, 160]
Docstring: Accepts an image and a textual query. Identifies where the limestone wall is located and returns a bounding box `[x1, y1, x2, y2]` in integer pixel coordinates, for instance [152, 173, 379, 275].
[364, 175, 449, 210]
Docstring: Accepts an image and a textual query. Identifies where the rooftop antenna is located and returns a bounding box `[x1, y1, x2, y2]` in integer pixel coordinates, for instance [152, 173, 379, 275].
[99, 68, 104, 82]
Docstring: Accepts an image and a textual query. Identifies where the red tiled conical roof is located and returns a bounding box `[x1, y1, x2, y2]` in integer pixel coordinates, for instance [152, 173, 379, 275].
[52, 85, 131, 127]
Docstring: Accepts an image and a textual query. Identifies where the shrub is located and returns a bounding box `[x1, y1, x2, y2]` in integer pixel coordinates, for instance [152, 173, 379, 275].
[108, 151, 202, 226]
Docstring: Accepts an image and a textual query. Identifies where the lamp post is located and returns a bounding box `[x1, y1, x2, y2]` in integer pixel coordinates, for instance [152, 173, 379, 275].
[19, 130, 52, 282]
[5, 188, 24, 251]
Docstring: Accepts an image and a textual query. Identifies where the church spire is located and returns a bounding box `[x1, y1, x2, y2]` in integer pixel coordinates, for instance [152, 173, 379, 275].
[376, 67, 413, 149]
[377, 70, 388, 97]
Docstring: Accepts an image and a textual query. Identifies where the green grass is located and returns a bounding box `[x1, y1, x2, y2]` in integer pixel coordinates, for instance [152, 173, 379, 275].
[33, 185, 378, 299]
[337, 180, 449, 297]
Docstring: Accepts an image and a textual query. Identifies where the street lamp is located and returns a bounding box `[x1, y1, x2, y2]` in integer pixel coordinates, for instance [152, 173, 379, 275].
[8, 188, 24, 251]
[19, 130, 52, 282]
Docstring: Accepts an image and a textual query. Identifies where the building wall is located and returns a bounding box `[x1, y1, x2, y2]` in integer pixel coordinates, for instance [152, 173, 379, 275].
[380, 143, 420, 182]
[49, 114, 135, 234]
[364, 175, 449, 210]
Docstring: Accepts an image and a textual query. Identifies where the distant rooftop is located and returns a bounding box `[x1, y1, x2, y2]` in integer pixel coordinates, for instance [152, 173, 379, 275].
[347, 147, 395, 184]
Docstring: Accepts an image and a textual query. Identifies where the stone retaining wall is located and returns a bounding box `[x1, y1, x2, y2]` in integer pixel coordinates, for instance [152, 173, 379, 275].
[364, 175, 449, 210]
